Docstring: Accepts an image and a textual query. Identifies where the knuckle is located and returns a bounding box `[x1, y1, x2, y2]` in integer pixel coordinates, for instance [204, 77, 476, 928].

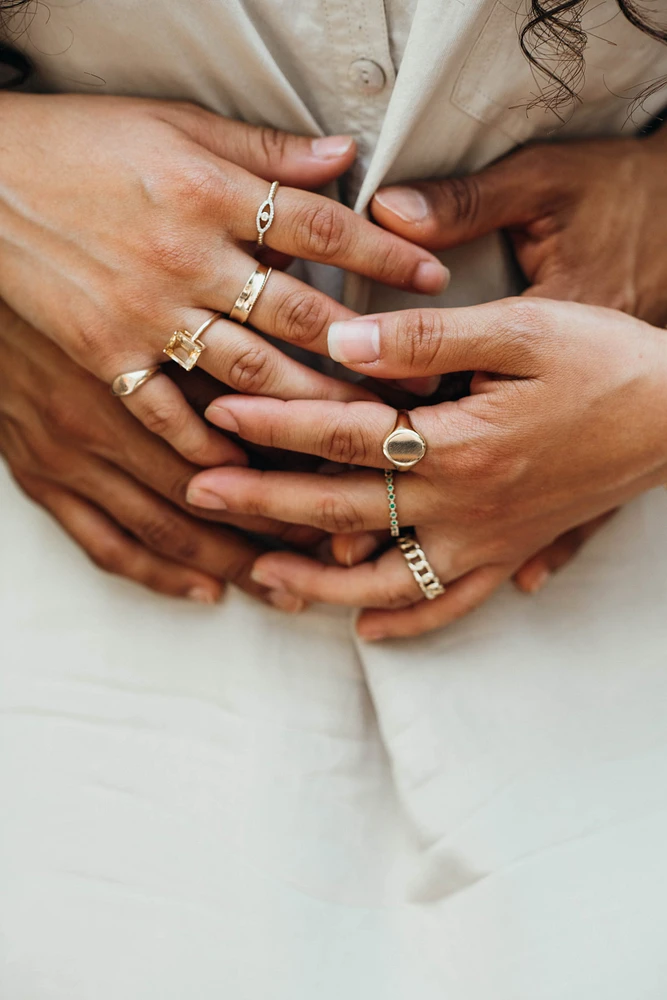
[228, 345, 275, 395]
[296, 201, 349, 261]
[440, 176, 481, 226]
[501, 296, 548, 340]
[219, 550, 255, 587]
[137, 514, 200, 562]
[41, 391, 90, 442]
[257, 126, 290, 163]
[319, 416, 368, 466]
[143, 226, 202, 279]
[141, 400, 184, 439]
[313, 492, 365, 534]
[400, 311, 443, 373]
[89, 539, 128, 577]
[274, 288, 330, 348]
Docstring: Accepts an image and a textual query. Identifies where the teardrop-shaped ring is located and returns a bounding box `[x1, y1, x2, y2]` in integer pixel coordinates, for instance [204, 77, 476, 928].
[111, 366, 160, 397]
[382, 410, 427, 471]
[256, 180, 279, 247]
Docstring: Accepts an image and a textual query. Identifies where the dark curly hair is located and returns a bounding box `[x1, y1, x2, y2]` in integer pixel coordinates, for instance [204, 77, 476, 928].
[0, 0, 666, 112]
[521, 0, 667, 117]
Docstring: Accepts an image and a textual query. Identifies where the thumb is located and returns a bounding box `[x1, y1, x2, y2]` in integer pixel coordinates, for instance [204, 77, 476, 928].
[371, 150, 554, 250]
[162, 103, 356, 189]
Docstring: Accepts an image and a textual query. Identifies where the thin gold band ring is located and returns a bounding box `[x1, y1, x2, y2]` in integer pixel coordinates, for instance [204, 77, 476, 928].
[229, 264, 272, 325]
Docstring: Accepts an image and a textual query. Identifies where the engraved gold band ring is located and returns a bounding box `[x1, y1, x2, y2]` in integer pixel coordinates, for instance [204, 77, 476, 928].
[229, 264, 272, 325]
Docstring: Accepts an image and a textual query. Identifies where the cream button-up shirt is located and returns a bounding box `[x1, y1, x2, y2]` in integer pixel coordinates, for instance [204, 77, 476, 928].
[4, 5, 667, 1000]
[10, 0, 667, 313]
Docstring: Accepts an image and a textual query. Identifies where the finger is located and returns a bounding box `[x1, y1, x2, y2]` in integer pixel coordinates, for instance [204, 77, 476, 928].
[331, 532, 383, 566]
[357, 562, 513, 640]
[513, 511, 616, 594]
[88, 391, 326, 543]
[225, 173, 449, 295]
[210, 255, 360, 359]
[28, 479, 223, 602]
[186, 466, 420, 533]
[197, 314, 377, 403]
[326, 299, 543, 379]
[204, 398, 397, 468]
[250, 546, 425, 609]
[120, 372, 245, 467]
[161, 103, 358, 189]
[370, 147, 555, 251]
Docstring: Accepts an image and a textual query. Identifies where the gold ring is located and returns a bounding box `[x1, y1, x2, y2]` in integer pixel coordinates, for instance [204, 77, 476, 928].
[111, 366, 160, 397]
[382, 410, 426, 470]
[256, 180, 279, 246]
[163, 312, 222, 371]
[397, 534, 446, 601]
[229, 264, 272, 325]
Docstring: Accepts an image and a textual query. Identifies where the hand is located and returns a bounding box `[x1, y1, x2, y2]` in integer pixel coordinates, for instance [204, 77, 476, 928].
[186, 298, 667, 637]
[0, 304, 320, 610]
[0, 93, 448, 463]
[371, 128, 667, 587]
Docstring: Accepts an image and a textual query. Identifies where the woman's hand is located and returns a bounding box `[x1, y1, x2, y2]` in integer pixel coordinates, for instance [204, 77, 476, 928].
[0, 93, 447, 464]
[0, 305, 321, 611]
[187, 298, 667, 637]
[371, 128, 667, 590]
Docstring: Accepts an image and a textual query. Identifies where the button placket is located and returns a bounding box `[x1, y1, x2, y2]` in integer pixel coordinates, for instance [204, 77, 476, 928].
[321, 0, 396, 198]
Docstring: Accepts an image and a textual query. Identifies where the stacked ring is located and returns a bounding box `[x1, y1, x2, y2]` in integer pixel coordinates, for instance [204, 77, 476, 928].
[385, 470, 400, 538]
[229, 264, 272, 324]
[397, 535, 446, 601]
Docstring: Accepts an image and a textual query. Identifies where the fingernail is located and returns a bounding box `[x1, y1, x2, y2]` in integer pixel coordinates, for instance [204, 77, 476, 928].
[414, 260, 450, 294]
[186, 487, 227, 510]
[205, 404, 239, 434]
[311, 135, 354, 159]
[527, 567, 550, 593]
[397, 375, 442, 397]
[328, 320, 380, 364]
[374, 186, 430, 222]
[188, 586, 218, 605]
[346, 533, 379, 566]
[251, 566, 284, 589]
[268, 590, 305, 613]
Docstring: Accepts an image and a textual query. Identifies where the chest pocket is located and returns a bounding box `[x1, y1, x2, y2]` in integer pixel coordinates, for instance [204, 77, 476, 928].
[451, 0, 667, 144]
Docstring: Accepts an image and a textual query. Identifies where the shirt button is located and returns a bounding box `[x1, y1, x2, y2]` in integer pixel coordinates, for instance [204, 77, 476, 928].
[348, 58, 387, 95]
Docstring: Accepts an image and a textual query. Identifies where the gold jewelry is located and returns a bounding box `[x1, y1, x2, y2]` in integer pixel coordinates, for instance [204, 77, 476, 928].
[229, 264, 272, 324]
[397, 534, 446, 601]
[385, 470, 400, 537]
[382, 410, 426, 471]
[111, 366, 160, 397]
[256, 180, 279, 246]
[163, 312, 222, 371]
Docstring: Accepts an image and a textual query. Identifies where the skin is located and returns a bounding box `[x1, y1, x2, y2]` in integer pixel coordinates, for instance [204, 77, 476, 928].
[370, 128, 667, 590]
[0, 92, 447, 466]
[189, 297, 667, 638]
[0, 303, 326, 610]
